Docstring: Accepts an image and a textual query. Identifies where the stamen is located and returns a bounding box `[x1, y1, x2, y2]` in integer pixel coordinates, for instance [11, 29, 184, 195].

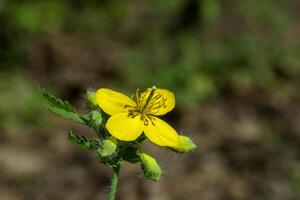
[133, 86, 167, 116]
[142, 92, 167, 114]
[141, 114, 156, 126]
[127, 109, 140, 118]
[141, 115, 149, 126]
[124, 104, 135, 109]
[137, 89, 149, 110]
[135, 89, 140, 107]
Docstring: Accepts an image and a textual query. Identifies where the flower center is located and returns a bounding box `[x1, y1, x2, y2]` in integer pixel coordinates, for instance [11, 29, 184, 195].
[136, 87, 167, 114]
[124, 87, 167, 126]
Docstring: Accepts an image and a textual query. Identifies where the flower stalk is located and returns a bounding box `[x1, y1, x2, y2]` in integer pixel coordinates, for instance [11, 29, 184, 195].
[108, 165, 120, 200]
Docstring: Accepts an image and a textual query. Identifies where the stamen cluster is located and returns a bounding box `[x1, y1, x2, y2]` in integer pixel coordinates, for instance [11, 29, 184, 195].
[127, 87, 167, 126]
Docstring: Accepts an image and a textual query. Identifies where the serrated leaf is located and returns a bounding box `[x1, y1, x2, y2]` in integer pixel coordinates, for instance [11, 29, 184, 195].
[40, 87, 86, 124]
[48, 106, 85, 124]
[68, 131, 99, 150]
[40, 87, 75, 112]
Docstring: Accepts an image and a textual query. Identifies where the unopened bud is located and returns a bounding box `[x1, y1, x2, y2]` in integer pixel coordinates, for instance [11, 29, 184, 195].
[171, 135, 196, 153]
[86, 90, 97, 108]
[140, 153, 161, 182]
[89, 110, 102, 128]
[97, 136, 117, 157]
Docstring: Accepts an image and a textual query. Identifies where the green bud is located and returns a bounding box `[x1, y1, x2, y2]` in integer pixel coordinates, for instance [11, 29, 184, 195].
[86, 90, 97, 108]
[171, 135, 196, 153]
[89, 110, 102, 128]
[97, 136, 117, 157]
[140, 153, 161, 182]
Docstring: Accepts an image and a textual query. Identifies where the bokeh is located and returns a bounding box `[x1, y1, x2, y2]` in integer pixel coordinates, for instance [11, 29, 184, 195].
[1, 0, 300, 199]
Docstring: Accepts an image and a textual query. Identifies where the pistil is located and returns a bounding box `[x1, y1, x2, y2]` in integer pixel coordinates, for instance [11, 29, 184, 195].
[141, 87, 156, 112]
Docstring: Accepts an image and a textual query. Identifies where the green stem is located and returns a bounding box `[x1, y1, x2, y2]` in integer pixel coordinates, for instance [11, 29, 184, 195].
[107, 166, 120, 200]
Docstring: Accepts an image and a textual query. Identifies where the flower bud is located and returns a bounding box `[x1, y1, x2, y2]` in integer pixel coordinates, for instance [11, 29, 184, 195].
[89, 110, 102, 128]
[171, 135, 196, 154]
[86, 90, 97, 108]
[140, 153, 161, 182]
[97, 136, 117, 157]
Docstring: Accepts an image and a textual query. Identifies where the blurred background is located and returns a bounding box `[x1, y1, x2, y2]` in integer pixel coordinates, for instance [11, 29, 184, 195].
[1, 0, 300, 199]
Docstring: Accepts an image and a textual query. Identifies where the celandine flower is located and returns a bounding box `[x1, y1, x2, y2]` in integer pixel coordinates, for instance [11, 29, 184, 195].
[42, 86, 196, 200]
[95, 86, 179, 147]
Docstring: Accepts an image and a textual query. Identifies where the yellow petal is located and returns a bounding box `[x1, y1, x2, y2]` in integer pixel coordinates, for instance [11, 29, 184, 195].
[96, 88, 136, 115]
[143, 116, 179, 147]
[144, 89, 175, 116]
[106, 113, 143, 141]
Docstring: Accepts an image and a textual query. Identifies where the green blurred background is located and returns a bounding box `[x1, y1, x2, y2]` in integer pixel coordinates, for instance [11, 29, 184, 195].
[1, 0, 300, 199]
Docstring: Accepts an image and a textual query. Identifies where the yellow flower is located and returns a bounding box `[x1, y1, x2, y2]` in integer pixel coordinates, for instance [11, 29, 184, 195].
[95, 87, 179, 147]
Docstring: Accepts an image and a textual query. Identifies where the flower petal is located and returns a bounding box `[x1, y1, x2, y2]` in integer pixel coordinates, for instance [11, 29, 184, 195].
[145, 89, 175, 116]
[96, 88, 136, 115]
[106, 113, 143, 141]
[143, 116, 179, 147]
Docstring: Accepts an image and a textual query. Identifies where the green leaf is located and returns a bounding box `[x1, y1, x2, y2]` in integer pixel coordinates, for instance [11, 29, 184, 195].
[48, 106, 84, 124]
[68, 131, 99, 150]
[40, 87, 85, 124]
[40, 87, 75, 112]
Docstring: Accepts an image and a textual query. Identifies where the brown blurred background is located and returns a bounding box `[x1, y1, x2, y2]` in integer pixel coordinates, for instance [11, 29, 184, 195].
[1, 0, 300, 199]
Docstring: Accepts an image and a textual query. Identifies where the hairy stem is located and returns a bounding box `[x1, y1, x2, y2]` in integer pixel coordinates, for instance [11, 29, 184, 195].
[107, 166, 120, 200]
